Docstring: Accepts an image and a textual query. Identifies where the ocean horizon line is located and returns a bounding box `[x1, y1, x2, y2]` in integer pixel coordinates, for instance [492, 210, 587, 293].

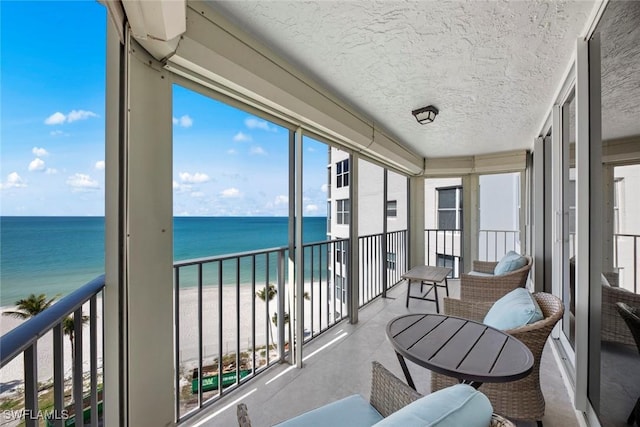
[0, 215, 328, 218]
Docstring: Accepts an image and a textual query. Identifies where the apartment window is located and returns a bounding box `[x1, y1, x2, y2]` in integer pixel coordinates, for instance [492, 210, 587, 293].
[337, 199, 350, 225]
[335, 242, 346, 264]
[327, 201, 332, 233]
[386, 252, 397, 270]
[386, 200, 397, 218]
[437, 186, 462, 230]
[336, 159, 349, 188]
[335, 275, 347, 303]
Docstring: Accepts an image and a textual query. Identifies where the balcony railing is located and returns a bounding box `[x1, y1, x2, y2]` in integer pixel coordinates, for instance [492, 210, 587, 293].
[425, 229, 520, 278]
[613, 233, 640, 293]
[478, 229, 521, 262]
[0, 275, 105, 427]
[173, 230, 407, 422]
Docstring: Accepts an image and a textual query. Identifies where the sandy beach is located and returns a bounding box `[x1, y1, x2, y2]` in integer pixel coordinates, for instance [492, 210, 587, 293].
[0, 281, 336, 396]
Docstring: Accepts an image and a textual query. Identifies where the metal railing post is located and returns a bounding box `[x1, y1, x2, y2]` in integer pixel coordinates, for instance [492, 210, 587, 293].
[277, 249, 286, 362]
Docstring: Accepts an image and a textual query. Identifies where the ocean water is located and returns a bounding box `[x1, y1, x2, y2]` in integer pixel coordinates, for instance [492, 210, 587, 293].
[0, 216, 327, 306]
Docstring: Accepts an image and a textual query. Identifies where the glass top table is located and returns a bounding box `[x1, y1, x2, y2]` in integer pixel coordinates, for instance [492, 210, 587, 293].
[386, 313, 534, 390]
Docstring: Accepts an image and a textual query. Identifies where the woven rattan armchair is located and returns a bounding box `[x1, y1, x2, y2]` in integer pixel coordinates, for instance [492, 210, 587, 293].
[431, 293, 563, 427]
[238, 361, 515, 426]
[615, 302, 640, 426]
[602, 273, 640, 346]
[460, 256, 532, 302]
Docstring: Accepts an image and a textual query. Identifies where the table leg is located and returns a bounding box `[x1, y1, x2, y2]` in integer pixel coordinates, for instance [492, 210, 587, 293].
[444, 277, 450, 297]
[395, 352, 416, 390]
[405, 280, 411, 307]
[433, 283, 440, 313]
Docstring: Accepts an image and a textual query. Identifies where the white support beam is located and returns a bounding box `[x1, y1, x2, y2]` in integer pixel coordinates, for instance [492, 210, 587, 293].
[462, 175, 479, 273]
[104, 18, 125, 427]
[408, 176, 425, 269]
[125, 37, 175, 426]
[348, 153, 360, 324]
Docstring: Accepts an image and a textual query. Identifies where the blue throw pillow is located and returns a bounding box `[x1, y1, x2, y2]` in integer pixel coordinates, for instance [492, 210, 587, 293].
[494, 251, 527, 275]
[274, 395, 383, 427]
[483, 288, 544, 330]
[373, 384, 492, 427]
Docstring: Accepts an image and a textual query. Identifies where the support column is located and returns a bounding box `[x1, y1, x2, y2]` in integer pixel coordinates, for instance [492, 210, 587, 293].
[602, 164, 615, 273]
[104, 17, 125, 427]
[462, 175, 479, 273]
[533, 138, 546, 293]
[382, 169, 388, 297]
[106, 33, 175, 426]
[407, 176, 425, 269]
[348, 153, 360, 324]
[294, 129, 304, 367]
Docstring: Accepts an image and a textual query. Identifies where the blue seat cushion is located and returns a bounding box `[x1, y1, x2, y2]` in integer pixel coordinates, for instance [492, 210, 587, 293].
[483, 287, 544, 330]
[494, 251, 527, 275]
[373, 384, 492, 427]
[274, 394, 383, 427]
[468, 271, 494, 277]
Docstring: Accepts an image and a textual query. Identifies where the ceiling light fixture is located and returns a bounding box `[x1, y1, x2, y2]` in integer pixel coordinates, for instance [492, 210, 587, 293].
[411, 105, 439, 124]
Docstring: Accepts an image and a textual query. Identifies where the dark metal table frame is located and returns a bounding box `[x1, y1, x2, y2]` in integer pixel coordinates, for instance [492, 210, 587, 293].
[402, 265, 452, 312]
[386, 313, 534, 390]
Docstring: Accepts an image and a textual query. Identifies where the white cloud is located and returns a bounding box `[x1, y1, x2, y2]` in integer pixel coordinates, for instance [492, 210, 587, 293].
[308, 146, 316, 152]
[95, 160, 105, 170]
[67, 110, 98, 123]
[221, 187, 241, 198]
[250, 146, 267, 156]
[45, 110, 98, 125]
[173, 115, 193, 128]
[0, 172, 27, 190]
[306, 204, 319, 213]
[245, 117, 277, 132]
[227, 149, 238, 155]
[49, 130, 67, 137]
[274, 195, 288, 205]
[233, 132, 252, 142]
[179, 172, 210, 184]
[44, 112, 66, 125]
[190, 191, 205, 198]
[321, 183, 328, 193]
[173, 181, 192, 193]
[66, 173, 100, 192]
[45, 168, 58, 175]
[32, 147, 49, 157]
[28, 158, 46, 172]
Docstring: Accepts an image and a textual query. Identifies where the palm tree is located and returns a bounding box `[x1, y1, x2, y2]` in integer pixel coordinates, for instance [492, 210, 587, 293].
[2, 293, 58, 319]
[62, 314, 90, 366]
[3, 293, 89, 369]
[256, 284, 278, 347]
[256, 284, 310, 348]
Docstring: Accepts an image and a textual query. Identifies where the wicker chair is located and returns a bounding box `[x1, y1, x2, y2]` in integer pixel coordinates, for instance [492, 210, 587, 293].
[431, 293, 563, 427]
[460, 256, 532, 302]
[615, 302, 640, 426]
[237, 361, 515, 426]
[602, 273, 640, 346]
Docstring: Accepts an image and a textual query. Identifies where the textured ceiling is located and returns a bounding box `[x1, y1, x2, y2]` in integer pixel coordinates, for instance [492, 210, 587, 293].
[599, 0, 640, 142]
[207, 1, 597, 158]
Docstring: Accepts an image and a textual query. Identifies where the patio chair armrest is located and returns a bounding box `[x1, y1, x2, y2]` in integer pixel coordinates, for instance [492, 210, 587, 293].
[491, 413, 516, 427]
[443, 298, 492, 322]
[370, 361, 422, 417]
[472, 260, 498, 274]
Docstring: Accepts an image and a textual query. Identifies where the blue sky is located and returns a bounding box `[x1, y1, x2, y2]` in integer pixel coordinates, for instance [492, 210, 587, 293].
[0, 1, 328, 216]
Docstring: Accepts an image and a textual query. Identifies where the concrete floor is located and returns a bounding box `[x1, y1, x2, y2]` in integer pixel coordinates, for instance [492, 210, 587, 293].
[183, 281, 580, 427]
